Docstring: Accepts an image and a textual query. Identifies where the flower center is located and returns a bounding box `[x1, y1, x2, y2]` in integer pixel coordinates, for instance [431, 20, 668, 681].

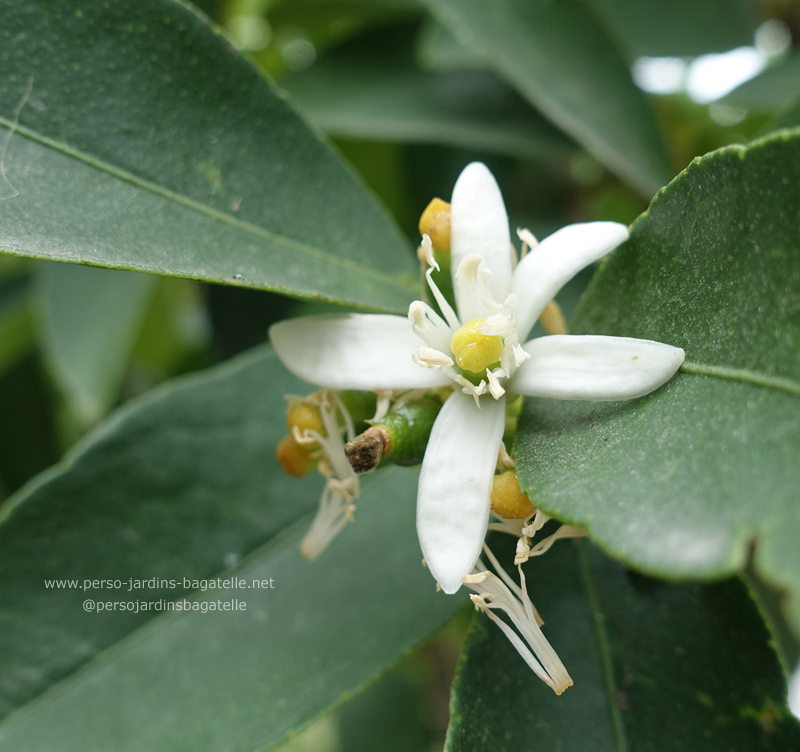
[450, 318, 504, 374]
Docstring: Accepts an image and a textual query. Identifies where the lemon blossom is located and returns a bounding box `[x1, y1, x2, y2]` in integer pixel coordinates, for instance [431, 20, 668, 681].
[270, 162, 684, 594]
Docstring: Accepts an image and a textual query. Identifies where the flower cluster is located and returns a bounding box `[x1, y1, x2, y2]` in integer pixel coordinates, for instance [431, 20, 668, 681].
[270, 163, 684, 693]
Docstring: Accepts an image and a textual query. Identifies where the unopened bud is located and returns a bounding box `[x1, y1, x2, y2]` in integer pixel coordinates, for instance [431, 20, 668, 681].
[418, 198, 451, 252]
[276, 434, 315, 477]
[491, 471, 534, 519]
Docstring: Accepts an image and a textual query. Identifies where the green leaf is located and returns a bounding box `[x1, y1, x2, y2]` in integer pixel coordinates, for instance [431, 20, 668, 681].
[514, 130, 800, 636]
[0, 346, 461, 748]
[582, 0, 755, 59]
[447, 540, 800, 751]
[0, 354, 59, 497]
[0, 472, 458, 752]
[722, 54, 800, 112]
[0, 0, 416, 312]
[419, 0, 671, 195]
[283, 28, 570, 159]
[415, 21, 484, 72]
[37, 264, 157, 425]
[0, 272, 33, 377]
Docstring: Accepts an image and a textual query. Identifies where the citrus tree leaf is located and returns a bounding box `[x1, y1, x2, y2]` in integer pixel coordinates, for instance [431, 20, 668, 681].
[447, 540, 800, 751]
[0, 346, 461, 749]
[722, 54, 800, 112]
[582, 0, 755, 59]
[0, 271, 33, 378]
[419, 0, 671, 195]
[283, 25, 570, 158]
[37, 264, 157, 425]
[0, 0, 416, 313]
[514, 130, 800, 637]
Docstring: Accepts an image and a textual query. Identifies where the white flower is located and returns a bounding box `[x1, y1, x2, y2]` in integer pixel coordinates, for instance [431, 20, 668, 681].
[270, 162, 685, 594]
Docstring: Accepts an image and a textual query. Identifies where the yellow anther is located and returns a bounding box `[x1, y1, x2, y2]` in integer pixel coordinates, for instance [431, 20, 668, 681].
[491, 471, 534, 519]
[450, 318, 504, 374]
[286, 399, 326, 442]
[418, 197, 451, 252]
[276, 434, 315, 477]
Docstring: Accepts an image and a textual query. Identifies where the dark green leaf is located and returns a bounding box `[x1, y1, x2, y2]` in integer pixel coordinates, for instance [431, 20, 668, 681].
[0, 346, 461, 748]
[0, 469, 458, 751]
[283, 23, 570, 159]
[37, 264, 157, 424]
[286, 62, 569, 160]
[515, 130, 800, 637]
[448, 541, 800, 751]
[582, 0, 755, 59]
[0, 0, 416, 312]
[420, 0, 671, 194]
[0, 271, 33, 377]
[0, 354, 59, 497]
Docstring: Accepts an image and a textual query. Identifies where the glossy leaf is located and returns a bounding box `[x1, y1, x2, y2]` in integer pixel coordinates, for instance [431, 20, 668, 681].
[0, 0, 416, 312]
[37, 264, 157, 424]
[420, 0, 671, 195]
[0, 346, 462, 748]
[515, 130, 800, 636]
[447, 540, 800, 751]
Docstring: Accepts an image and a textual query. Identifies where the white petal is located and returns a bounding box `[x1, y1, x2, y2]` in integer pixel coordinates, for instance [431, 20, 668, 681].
[417, 392, 506, 594]
[451, 162, 512, 317]
[270, 314, 451, 390]
[508, 335, 685, 400]
[512, 222, 629, 340]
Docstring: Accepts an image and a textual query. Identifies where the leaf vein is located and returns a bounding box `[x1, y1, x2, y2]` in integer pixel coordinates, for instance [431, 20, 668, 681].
[578, 543, 628, 752]
[681, 361, 800, 398]
[0, 119, 418, 298]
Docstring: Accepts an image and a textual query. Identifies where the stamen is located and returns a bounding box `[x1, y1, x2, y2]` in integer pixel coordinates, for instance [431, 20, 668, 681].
[300, 476, 359, 561]
[516, 228, 538, 257]
[486, 369, 506, 399]
[464, 547, 573, 695]
[412, 347, 454, 369]
[420, 234, 440, 271]
[529, 525, 588, 557]
[297, 390, 362, 560]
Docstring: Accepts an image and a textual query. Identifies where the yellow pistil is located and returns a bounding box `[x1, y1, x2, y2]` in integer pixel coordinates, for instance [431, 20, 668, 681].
[491, 471, 535, 519]
[450, 318, 504, 374]
[286, 399, 326, 447]
[418, 198, 451, 252]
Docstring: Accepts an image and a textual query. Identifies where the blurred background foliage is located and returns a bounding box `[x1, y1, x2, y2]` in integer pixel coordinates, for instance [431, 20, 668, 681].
[1, 0, 800, 746]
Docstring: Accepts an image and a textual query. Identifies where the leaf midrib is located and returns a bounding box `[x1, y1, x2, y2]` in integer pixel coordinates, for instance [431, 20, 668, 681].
[578, 542, 628, 752]
[681, 361, 800, 398]
[0, 119, 418, 299]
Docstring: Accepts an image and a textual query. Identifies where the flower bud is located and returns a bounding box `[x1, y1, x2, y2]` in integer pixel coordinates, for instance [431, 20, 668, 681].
[418, 198, 451, 252]
[491, 471, 534, 519]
